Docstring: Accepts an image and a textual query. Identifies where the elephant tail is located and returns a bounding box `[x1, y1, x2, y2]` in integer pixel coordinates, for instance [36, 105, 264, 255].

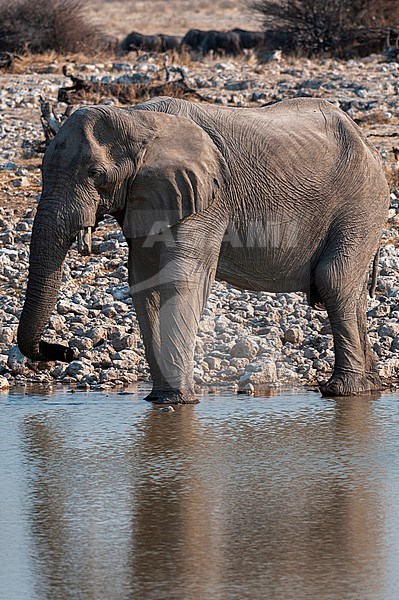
[369, 247, 380, 298]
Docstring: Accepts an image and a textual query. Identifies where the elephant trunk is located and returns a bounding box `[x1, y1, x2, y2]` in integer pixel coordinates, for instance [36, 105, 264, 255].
[17, 206, 75, 363]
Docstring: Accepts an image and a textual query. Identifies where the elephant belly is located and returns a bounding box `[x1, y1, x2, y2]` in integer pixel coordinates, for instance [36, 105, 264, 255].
[216, 243, 315, 294]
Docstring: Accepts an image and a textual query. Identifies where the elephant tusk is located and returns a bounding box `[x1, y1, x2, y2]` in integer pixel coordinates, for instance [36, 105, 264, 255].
[77, 227, 92, 256]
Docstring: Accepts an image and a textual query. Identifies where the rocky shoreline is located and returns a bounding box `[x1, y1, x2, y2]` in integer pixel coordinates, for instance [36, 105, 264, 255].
[0, 52, 398, 394]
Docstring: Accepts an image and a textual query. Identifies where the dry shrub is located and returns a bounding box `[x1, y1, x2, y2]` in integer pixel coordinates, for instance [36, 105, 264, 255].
[0, 0, 109, 54]
[251, 0, 399, 57]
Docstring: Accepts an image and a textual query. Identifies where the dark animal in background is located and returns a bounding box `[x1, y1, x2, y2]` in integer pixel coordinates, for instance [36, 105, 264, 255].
[182, 28, 267, 55]
[181, 29, 210, 52]
[121, 32, 181, 53]
[199, 30, 242, 56]
[121, 32, 162, 52]
[160, 34, 182, 51]
[122, 28, 269, 56]
[232, 28, 265, 50]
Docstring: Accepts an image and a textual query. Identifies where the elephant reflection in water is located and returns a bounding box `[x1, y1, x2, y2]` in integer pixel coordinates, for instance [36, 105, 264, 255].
[22, 397, 386, 599]
[22, 407, 225, 599]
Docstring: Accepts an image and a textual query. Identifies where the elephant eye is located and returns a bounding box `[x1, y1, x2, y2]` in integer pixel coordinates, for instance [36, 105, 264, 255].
[88, 167, 107, 186]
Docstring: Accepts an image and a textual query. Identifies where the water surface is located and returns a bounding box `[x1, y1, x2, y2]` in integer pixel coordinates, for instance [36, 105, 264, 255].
[1, 386, 399, 600]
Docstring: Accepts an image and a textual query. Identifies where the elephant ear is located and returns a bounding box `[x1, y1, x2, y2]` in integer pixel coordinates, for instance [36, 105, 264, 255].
[123, 113, 229, 239]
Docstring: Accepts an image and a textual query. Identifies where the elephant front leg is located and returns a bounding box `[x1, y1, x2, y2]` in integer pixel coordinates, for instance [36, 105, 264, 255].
[128, 242, 166, 401]
[154, 243, 220, 405]
[130, 249, 214, 404]
[154, 281, 204, 404]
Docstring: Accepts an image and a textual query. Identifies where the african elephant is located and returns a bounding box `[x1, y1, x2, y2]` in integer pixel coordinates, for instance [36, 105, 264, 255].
[17, 97, 389, 404]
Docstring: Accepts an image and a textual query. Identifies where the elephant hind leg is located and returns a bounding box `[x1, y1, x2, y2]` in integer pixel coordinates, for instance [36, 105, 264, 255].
[357, 282, 381, 388]
[314, 261, 380, 397]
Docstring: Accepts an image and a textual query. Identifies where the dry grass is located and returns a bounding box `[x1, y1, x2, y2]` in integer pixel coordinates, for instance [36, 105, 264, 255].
[7, 50, 115, 73]
[88, 0, 258, 38]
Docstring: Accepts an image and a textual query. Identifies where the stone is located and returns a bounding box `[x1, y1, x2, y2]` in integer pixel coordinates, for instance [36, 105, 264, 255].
[12, 177, 29, 187]
[230, 357, 249, 371]
[86, 326, 108, 345]
[230, 337, 259, 360]
[98, 239, 119, 253]
[0, 376, 9, 389]
[109, 332, 136, 352]
[116, 73, 152, 84]
[50, 365, 65, 378]
[112, 62, 133, 71]
[101, 304, 118, 317]
[57, 300, 88, 316]
[204, 356, 222, 370]
[69, 337, 94, 351]
[198, 317, 215, 333]
[245, 383, 255, 395]
[225, 80, 256, 91]
[379, 322, 399, 338]
[0, 326, 15, 344]
[239, 358, 278, 390]
[284, 327, 304, 345]
[100, 368, 120, 383]
[0, 231, 14, 245]
[66, 360, 92, 379]
[368, 303, 391, 318]
[379, 358, 399, 379]
[7, 346, 28, 375]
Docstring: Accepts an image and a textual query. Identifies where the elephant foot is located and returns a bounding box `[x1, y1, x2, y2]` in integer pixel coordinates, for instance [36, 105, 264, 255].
[319, 370, 381, 397]
[144, 388, 199, 405]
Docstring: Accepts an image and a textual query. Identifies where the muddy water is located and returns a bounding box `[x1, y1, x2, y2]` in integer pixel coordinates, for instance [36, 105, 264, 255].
[1, 386, 399, 600]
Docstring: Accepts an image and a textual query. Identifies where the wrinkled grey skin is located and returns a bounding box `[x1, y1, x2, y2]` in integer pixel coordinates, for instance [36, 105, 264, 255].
[17, 97, 390, 403]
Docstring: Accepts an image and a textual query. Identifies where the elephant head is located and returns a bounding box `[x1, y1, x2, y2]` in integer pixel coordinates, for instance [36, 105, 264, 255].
[17, 104, 228, 362]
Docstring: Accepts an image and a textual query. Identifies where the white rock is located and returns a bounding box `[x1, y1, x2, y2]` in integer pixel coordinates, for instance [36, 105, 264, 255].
[0, 326, 15, 344]
[67, 360, 93, 379]
[57, 300, 88, 316]
[239, 358, 278, 389]
[0, 376, 9, 389]
[284, 327, 304, 345]
[230, 337, 258, 360]
[7, 346, 28, 375]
